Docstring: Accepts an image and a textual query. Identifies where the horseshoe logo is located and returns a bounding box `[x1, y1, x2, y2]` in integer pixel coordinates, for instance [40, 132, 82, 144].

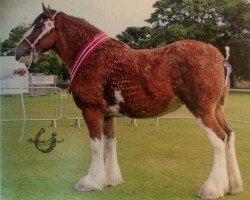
[27, 128, 64, 153]
[34, 128, 57, 153]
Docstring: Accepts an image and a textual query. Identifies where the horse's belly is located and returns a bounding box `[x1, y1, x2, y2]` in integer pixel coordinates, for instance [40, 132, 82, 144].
[153, 97, 183, 117]
[105, 69, 181, 118]
[109, 86, 183, 118]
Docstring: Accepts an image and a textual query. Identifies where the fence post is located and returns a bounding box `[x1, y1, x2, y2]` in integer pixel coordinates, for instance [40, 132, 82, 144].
[19, 93, 26, 142]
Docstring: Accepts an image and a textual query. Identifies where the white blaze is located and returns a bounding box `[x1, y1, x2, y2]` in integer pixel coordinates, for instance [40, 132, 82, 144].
[23, 25, 35, 39]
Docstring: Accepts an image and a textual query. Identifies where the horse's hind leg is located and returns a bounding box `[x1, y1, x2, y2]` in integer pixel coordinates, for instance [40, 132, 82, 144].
[103, 117, 123, 186]
[215, 104, 243, 194]
[196, 110, 229, 199]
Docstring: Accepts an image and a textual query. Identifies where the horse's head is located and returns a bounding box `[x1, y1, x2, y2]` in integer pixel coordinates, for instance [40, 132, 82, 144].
[15, 4, 59, 65]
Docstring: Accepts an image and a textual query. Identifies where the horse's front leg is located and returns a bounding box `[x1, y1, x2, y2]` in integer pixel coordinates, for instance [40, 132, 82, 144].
[104, 117, 123, 186]
[75, 109, 107, 191]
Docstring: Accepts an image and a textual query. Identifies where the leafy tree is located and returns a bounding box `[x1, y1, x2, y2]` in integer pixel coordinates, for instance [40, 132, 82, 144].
[116, 26, 153, 48]
[117, 0, 250, 83]
[30, 51, 68, 80]
[221, 0, 250, 38]
[230, 37, 250, 81]
[145, 0, 250, 46]
[0, 38, 2, 55]
[1, 23, 29, 56]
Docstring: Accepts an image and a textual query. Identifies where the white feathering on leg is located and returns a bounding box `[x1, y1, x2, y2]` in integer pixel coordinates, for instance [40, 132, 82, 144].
[104, 136, 123, 186]
[226, 132, 243, 194]
[75, 135, 107, 191]
[197, 118, 229, 199]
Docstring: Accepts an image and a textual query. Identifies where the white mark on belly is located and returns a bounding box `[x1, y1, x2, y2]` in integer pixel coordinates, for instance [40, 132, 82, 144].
[108, 90, 125, 116]
[109, 104, 120, 113]
[114, 90, 124, 103]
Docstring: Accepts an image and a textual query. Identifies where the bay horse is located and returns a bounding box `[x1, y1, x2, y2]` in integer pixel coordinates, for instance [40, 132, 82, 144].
[15, 5, 243, 199]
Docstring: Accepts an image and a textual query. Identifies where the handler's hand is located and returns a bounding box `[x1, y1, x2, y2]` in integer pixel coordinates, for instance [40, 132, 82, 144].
[14, 68, 27, 76]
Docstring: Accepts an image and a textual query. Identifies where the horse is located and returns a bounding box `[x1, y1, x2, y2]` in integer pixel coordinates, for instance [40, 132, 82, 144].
[15, 5, 243, 199]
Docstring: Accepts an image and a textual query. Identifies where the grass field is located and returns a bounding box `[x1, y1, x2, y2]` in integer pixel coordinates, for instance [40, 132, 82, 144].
[1, 117, 250, 200]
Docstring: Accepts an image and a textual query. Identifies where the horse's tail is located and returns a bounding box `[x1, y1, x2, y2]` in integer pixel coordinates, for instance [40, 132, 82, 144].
[220, 46, 232, 105]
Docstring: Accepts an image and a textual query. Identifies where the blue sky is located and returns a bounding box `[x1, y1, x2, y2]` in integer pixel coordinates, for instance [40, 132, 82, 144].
[0, 0, 155, 40]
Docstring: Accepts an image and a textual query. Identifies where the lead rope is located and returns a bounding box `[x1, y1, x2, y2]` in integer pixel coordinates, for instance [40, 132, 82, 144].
[27, 47, 35, 70]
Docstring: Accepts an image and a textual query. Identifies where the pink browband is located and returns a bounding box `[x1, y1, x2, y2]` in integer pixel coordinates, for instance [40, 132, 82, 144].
[70, 32, 110, 82]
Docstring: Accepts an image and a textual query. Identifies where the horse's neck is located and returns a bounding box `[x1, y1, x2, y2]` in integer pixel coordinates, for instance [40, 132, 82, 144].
[55, 14, 101, 69]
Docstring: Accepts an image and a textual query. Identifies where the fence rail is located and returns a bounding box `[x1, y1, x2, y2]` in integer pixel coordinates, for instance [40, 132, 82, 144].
[224, 89, 250, 123]
[63, 89, 250, 125]
[1, 87, 63, 141]
[1, 87, 62, 122]
[64, 92, 83, 127]
[157, 89, 250, 124]
[1, 88, 250, 127]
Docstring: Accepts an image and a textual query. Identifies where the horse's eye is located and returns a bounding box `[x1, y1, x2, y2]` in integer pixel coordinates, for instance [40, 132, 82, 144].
[34, 25, 40, 30]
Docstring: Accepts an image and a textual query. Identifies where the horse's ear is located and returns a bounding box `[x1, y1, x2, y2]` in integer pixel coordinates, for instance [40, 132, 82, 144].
[42, 3, 53, 18]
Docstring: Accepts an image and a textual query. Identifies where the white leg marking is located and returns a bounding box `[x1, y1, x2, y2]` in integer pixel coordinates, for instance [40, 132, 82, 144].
[197, 119, 229, 199]
[104, 136, 123, 186]
[75, 135, 107, 191]
[226, 132, 243, 194]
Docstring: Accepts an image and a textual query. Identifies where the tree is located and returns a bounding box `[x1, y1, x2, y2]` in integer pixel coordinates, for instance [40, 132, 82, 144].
[0, 38, 2, 55]
[116, 26, 153, 49]
[1, 23, 29, 56]
[145, 0, 249, 46]
[116, 0, 250, 83]
[221, 0, 250, 39]
[229, 37, 250, 82]
[30, 51, 68, 80]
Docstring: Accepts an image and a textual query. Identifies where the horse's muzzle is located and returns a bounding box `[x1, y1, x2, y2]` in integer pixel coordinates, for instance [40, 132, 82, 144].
[15, 48, 23, 61]
[15, 46, 31, 62]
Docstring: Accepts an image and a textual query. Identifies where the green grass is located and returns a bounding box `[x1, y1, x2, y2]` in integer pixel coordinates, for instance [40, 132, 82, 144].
[1, 118, 250, 200]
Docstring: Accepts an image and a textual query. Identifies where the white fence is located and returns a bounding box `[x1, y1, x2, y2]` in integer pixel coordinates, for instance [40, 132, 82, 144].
[1, 88, 250, 130]
[0, 87, 62, 140]
[64, 89, 250, 125]
[1, 87, 62, 122]
[64, 93, 83, 127]
[224, 89, 250, 123]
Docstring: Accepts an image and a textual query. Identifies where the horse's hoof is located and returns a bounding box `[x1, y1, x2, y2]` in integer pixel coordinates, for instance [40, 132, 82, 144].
[75, 175, 107, 192]
[107, 175, 124, 187]
[106, 166, 124, 187]
[198, 178, 229, 199]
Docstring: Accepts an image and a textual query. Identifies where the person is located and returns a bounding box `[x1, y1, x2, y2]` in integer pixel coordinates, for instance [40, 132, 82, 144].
[0, 67, 27, 79]
[14, 68, 27, 76]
